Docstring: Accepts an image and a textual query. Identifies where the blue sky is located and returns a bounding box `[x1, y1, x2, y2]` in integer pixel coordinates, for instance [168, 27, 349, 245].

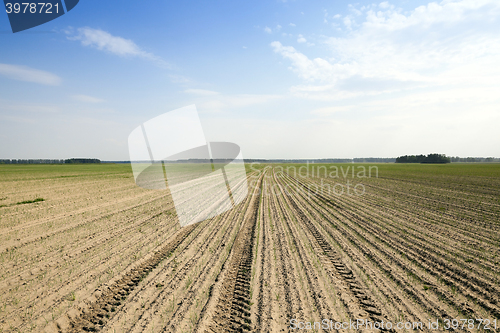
[1, 0, 499, 159]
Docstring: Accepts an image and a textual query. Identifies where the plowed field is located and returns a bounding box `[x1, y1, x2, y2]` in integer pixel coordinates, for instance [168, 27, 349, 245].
[1, 163, 499, 333]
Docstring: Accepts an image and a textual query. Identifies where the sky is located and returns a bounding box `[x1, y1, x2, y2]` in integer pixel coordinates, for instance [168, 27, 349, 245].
[1, 0, 499, 160]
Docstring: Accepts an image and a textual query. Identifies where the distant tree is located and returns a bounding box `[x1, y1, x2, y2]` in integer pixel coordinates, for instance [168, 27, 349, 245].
[396, 153, 450, 164]
[64, 158, 101, 164]
[353, 157, 396, 163]
[421, 153, 450, 164]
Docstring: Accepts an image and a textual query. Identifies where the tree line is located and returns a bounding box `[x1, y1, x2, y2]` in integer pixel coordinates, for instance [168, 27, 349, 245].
[0, 159, 65, 164]
[0, 158, 101, 164]
[395, 154, 450, 164]
[64, 158, 101, 164]
[449, 157, 500, 163]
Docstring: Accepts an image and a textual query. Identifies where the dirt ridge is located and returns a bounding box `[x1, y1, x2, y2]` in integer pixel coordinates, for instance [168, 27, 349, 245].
[205, 170, 265, 333]
[59, 223, 197, 332]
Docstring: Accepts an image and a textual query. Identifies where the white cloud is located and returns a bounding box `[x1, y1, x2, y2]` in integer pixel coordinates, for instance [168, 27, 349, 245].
[271, 0, 500, 100]
[68, 27, 170, 68]
[70, 27, 144, 56]
[343, 16, 353, 30]
[0, 63, 61, 86]
[72, 94, 105, 103]
[184, 89, 219, 96]
[347, 4, 362, 16]
[271, 41, 355, 83]
[297, 34, 307, 43]
[363, 0, 500, 31]
[289, 23, 296, 27]
[276, 24, 282, 31]
[264, 26, 272, 34]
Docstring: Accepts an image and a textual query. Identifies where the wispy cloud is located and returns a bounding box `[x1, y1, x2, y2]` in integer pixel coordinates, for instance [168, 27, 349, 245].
[271, 41, 345, 82]
[68, 27, 171, 68]
[271, 0, 500, 100]
[264, 25, 283, 34]
[72, 94, 105, 103]
[0, 63, 61, 86]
